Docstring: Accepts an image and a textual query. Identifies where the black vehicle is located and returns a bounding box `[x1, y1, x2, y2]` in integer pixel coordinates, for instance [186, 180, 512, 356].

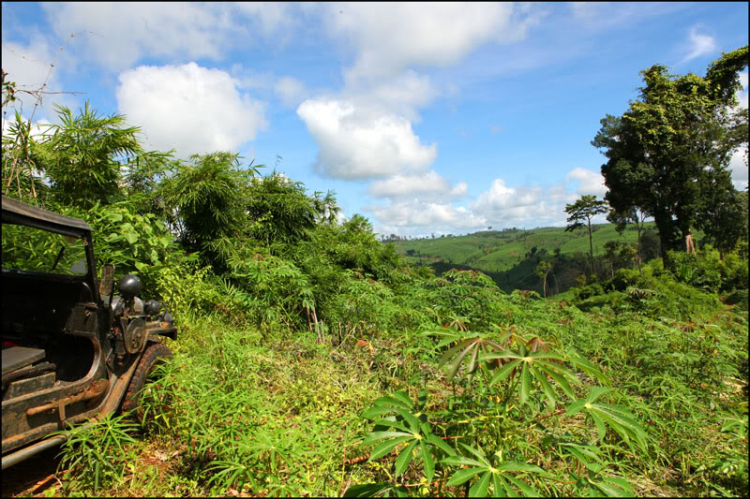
[1, 195, 176, 469]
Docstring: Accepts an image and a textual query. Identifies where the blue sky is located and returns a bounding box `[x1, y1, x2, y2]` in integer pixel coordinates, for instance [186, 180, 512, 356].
[2, 2, 748, 237]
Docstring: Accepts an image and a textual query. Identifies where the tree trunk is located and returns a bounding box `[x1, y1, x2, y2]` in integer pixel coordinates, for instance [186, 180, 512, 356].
[636, 224, 642, 271]
[587, 217, 594, 276]
[658, 228, 671, 269]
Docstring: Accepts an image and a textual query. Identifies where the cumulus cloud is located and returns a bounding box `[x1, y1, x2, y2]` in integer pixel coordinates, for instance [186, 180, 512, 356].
[681, 26, 717, 63]
[368, 171, 614, 237]
[296, 98, 436, 180]
[299, 4, 544, 201]
[471, 179, 579, 228]
[116, 62, 267, 157]
[565, 168, 607, 197]
[367, 171, 467, 200]
[322, 3, 543, 82]
[367, 199, 487, 237]
[42, 3, 296, 71]
[297, 70, 443, 181]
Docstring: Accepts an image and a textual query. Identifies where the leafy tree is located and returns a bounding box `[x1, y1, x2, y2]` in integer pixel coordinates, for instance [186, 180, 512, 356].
[311, 189, 340, 225]
[639, 230, 661, 263]
[1, 111, 52, 202]
[160, 152, 257, 270]
[535, 260, 552, 297]
[696, 167, 747, 259]
[565, 195, 608, 275]
[39, 102, 142, 208]
[592, 46, 748, 266]
[244, 173, 320, 249]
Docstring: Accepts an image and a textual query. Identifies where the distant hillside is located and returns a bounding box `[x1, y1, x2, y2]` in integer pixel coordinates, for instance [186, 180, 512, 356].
[390, 223, 672, 294]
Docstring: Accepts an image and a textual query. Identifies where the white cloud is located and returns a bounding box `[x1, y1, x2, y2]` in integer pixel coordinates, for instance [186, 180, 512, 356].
[297, 71, 442, 181]
[116, 63, 267, 157]
[299, 4, 543, 202]
[296, 98, 436, 180]
[274, 76, 308, 108]
[42, 3, 296, 71]
[471, 179, 579, 228]
[367, 171, 467, 200]
[565, 168, 607, 197]
[343, 71, 439, 122]
[367, 199, 487, 236]
[322, 3, 543, 82]
[681, 26, 717, 63]
[233, 3, 296, 37]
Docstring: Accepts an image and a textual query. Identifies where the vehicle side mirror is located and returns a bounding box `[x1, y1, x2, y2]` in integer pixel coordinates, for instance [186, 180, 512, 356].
[99, 264, 115, 305]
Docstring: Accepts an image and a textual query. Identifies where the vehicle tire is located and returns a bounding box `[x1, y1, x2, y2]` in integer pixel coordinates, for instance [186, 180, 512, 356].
[121, 342, 173, 423]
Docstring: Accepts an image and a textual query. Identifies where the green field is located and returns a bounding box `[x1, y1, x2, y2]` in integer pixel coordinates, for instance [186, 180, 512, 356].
[390, 223, 686, 294]
[393, 224, 656, 272]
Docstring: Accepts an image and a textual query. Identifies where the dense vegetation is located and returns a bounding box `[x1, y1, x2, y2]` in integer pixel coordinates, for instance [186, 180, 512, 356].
[391, 224, 666, 294]
[1, 49, 748, 497]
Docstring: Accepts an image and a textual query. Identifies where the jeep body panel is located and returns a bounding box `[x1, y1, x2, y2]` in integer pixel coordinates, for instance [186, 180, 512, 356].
[1, 196, 175, 467]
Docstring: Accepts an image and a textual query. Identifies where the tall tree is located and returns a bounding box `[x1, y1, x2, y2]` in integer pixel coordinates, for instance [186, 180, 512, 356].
[696, 167, 747, 259]
[535, 260, 552, 298]
[160, 152, 256, 270]
[41, 102, 142, 208]
[592, 46, 748, 266]
[565, 195, 608, 275]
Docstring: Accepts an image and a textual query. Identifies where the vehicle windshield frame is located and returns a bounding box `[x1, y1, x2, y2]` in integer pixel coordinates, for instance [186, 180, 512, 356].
[1, 196, 100, 301]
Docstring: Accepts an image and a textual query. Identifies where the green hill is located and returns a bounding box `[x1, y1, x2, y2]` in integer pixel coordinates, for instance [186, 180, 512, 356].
[391, 223, 675, 293]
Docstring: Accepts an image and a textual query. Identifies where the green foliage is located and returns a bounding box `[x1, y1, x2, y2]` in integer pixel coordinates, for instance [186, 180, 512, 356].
[39, 102, 142, 208]
[668, 247, 749, 294]
[361, 390, 454, 482]
[593, 47, 748, 265]
[159, 152, 257, 270]
[54, 414, 139, 494]
[1, 223, 87, 275]
[244, 173, 320, 247]
[3, 84, 747, 498]
[85, 201, 189, 290]
[565, 195, 609, 273]
[442, 443, 547, 497]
